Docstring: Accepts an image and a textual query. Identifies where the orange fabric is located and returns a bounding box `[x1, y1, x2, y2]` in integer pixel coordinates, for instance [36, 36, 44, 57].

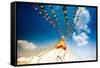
[56, 38, 67, 50]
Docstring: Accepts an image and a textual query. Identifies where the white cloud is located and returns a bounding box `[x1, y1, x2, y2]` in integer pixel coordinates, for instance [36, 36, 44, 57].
[72, 32, 89, 46]
[72, 7, 91, 46]
[74, 7, 90, 33]
[17, 40, 37, 51]
[17, 40, 40, 58]
[76, 7, 90, 24]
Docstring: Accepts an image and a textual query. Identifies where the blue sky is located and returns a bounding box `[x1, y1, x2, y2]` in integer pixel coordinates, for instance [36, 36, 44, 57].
[16, 3, 97, 59]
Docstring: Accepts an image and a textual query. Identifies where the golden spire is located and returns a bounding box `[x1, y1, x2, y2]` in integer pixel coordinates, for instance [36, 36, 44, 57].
[56, 36, 67, 50]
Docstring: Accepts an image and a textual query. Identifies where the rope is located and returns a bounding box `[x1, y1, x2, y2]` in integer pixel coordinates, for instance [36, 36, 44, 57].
[38, 4, 63, 36]
[49, 5, 64, 35]
[71, 7, 78, 34]
[62, 5, 70, 38]
[32, 4, 47, 20]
